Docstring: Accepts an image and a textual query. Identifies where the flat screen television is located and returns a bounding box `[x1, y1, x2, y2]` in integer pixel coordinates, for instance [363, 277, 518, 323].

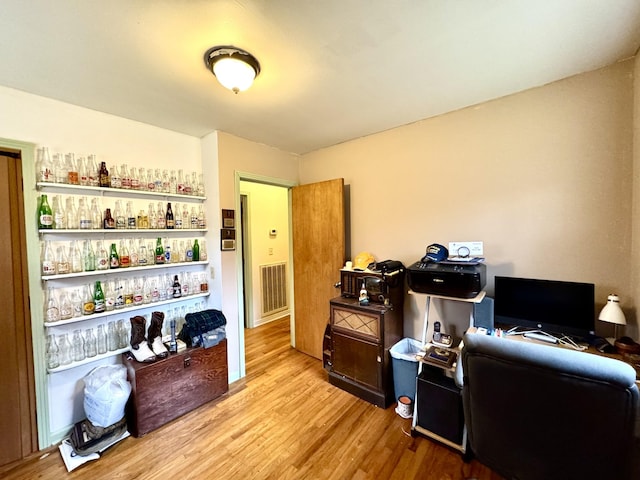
[494, 276, 595, 338]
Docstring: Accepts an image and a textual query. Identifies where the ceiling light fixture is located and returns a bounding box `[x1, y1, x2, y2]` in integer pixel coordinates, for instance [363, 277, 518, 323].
[204, 46, 261, 94]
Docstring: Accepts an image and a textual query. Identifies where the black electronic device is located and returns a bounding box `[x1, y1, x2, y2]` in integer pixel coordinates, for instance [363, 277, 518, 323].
[407, 261, 486, 298]
[473, 296, 494, 332]
[340, 267, 404, 304]
[494, 276, 595, 338]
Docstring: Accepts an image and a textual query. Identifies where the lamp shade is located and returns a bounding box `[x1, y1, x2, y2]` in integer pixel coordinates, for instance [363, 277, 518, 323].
[204, 46, 260, 94]
[598, 294, 626, 325]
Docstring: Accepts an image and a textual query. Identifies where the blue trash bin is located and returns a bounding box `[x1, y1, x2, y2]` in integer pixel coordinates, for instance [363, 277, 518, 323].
[390, 337, 422, 403]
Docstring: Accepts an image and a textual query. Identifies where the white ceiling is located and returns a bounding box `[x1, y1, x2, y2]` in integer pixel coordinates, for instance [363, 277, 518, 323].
[1, 1, 639, 155]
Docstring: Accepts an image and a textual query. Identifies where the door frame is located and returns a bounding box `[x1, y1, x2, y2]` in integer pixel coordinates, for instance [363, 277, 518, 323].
[0, 138, 49, 450]
[234, 171, 297, 378]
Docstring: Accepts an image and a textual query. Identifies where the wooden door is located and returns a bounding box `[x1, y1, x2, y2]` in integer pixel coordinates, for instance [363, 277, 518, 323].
[0, 151, 36, 466]
[292, 178, 345, 359]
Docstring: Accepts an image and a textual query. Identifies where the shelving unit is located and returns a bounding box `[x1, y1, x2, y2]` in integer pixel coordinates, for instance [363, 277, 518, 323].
[410, 290, 486, 455]
[38, 180, 210, 374]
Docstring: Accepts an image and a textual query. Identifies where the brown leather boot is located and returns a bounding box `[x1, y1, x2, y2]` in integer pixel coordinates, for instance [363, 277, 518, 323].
[148, 311, 169, 358]
[129, 315, 156, 363]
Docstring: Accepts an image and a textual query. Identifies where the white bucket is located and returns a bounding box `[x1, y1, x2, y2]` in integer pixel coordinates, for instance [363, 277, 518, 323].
[395, 395, 413, 419]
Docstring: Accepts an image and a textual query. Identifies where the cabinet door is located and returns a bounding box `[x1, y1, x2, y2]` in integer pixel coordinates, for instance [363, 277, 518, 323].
[332, 331, 381, 391]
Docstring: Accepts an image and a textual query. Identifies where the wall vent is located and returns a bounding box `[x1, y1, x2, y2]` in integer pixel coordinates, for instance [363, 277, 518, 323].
[260, 262, 288, 316]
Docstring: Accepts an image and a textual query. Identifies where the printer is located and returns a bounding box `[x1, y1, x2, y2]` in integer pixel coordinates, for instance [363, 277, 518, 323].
[407, 261, 486, 299]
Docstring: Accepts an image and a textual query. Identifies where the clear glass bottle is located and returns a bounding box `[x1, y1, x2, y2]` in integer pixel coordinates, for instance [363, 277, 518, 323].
[90, 198, 102, 230]
[59, 290, 73, 320]
[138, 240, 148, 267]
[185, 240, 193, 262]
[197, 173, 205, 197]
[146, 169, 155, 191]
[121, 164, 131, 189]
[84, 328, 97, 358]
[129, 238, 139, 267]
[197, 205, 206, 229]
[72, 329, 85, 362]
[78, 156, 88, 186]
[58, 334, 72, 365]
[87, 154, 99, 186]
[44, 287, 60, 322]
[78, 197, 91, 229]
[55, 246, 70, 274]
[82, 284, 95, 315]
[126, 201, 136, 229]
[105, 280, 115, 311]
[190, 207, 198, 229]
[130, 167, 140, 190]
[110, 164, 122, 189]
[151, 277, 160, 303]
[143, 276, 152, 304]
[123, 278, 134, 306]
[169, 169, 177, 194]
[174, 202, 182, 229]
[41, 240, 56, 276]
[119, 239, 130, 268]
[65, 197, 78, 229]
[96, 240, 109, 270]
[114, 277, 124, 309]
[154, 168, 163, 192]
[52, 195, 66, 230]
[67, 153, 79, 185]
[133, 276, 143, 305]
[117, 319, 128, 349]
[181, 203, 189, 231]
[46, 334, 60, 370]
[107, 321, 118, 351]
[96, 324, 107, 354]
[162, 169, 170, 193]
[115, 200, 126, 229]
[138, 168, 147, 191]
[37, 147, 55, 183]
[177, 169, 185, 194]
[148, 203, 157, 229]
[54, 153, 68, 184]
[83, 239, 96, 272]
[164, 237, 171, 264]
[199, 239, 208, 261]
[156, 201, 166, 229]
[69, 240, 83, 273]
[70, 288, 82, 317]
[183, 172, 192, 195]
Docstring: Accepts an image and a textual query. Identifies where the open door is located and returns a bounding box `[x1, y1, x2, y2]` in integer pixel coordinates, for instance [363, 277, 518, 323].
[292, 178, 345, 359]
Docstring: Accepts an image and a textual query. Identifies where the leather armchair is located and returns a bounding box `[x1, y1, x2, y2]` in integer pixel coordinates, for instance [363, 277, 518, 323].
[460, 333, 639, 480]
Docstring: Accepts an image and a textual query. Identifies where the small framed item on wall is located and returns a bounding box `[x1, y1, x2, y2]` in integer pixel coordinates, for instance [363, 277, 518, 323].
[222, 209, 235, 229]
[221, 228, 236, 251]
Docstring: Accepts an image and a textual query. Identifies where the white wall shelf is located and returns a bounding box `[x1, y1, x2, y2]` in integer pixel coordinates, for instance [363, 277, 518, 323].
[44, 291, 210, 327]
[41, 260, 209, 281]
[36, 182, 206, 202]
[47, 346, 131, 374]
[39, 228, 207, 235]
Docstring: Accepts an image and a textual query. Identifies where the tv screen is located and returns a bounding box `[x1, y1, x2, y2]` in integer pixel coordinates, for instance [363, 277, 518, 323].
[494, 276, 595, 338]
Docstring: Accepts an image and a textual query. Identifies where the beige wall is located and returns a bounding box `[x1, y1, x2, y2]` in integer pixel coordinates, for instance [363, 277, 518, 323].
[300, 60, 636, 340]
[633, 55, 640, 340]
[217, 132, 299, 380]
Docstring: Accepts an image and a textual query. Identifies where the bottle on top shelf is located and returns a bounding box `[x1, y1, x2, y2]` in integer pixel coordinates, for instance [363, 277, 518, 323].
[38, 194, 53, 229]
[53, 153, 67, 184]
[126, 201, 136, 229]
[98, 162, 110, 187]
[114, 200, 126, 229]
[52, 195, 65, 229]
[42, 240, 56, 276]
[96, 240, 109, 270]
[45, 287, 60, 322]
[87, 155, 99, 187]
[78, 197, 91, 229]
[78, 156, 88, 186]
[66, 153, 79, 185]
[90, 198, 101, 230]
[166, 202, 175, 229]
[156, 201, 166, 229]
[36, 147, 54, 183]
[119, 239, 130, 268]
[55, 246, 70, 275]
[121, 164, 131, 189]
[110, 164, 121, 189]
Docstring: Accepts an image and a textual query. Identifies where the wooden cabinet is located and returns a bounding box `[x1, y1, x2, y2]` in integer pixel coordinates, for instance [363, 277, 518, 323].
[123, 339, 228, 437]
[328, 297, 403, 408]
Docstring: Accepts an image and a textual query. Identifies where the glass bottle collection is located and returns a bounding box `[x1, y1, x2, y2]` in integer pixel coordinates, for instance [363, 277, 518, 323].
[37, 195, 206, 231]
[41, 237, 206, 276]
[44, 273, 209, 324]
[45, 301, 207, 370]
[35, 146, 205, 197]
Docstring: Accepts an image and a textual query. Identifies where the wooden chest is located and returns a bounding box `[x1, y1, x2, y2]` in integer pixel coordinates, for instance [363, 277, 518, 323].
[123, 339, 228, 437]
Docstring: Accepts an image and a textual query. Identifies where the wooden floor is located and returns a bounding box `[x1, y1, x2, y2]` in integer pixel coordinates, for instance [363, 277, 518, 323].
[2, 317, 503, 480]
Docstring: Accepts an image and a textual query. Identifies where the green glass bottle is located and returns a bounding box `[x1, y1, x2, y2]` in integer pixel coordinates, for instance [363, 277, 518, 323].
[94, 280, 105, 313]
[155, 237, 165, 264]
[109, 243, 120, 269]
[193, 239, 200, 261]
[38, 194, 53, 229]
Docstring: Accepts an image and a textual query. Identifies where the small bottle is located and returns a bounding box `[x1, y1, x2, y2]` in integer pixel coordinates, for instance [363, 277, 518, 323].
[107, 321, 118, 351]
[181, 204, 189, 230]
[94, 280, 106, 313]
[169, 319, 177, 353]
[46, 334, 60, 369]
[172, 274, 182, 298]
[129, 238, 139, 267]
[109, 243, 120, 269]
[123, 278, 134, 306]
[54, 153, 68, 184]
[90, 198, 102, 230]
[70, 288, 83, 317]
[119, 239, 130, 268]
[82, 284, 95, 315]
[115, 200, 126, 229]
[52, 195, 66, 230]
[69, 241, 83, 273]
[37, 147, 55, 183]
[185, 241, 193, 262]
[83, 239, 96, 272]
[98, 161, 110, 187]
[133, 277, 143, 305]
[117, 319, 128, 349]
[41, 240, 56, 276]
[166, 202, 175, 229]
[197, 205, 206, 229]
[156, 201, 166, 229]
[199, 239, 208, 261]
[164, 238, 172, 264]
[96, 325, 107, 354]
[169, 170, 178, 194]
[78, 197, 91, 229]
[96, 240, 109, 270]
[105, 281, 115, 311]
[126, 201, 136, 229]
[130, 167, 140, 190]
[177, 169, 185, 194]
[66, 153, 79, 185]
[85, 328, 97, 358]
[55, 246, 70, 274]
[121, 164, 131, 189]
[78, 156, 88, 186]
[114, 278, 124, 309]
[193, 239, 200, 262]
[38, 194, 53, 229]
[190, 207, 198, 229]
[65, 197, 78, 229]
[143, 276, 152, 304]
[151, 278, 160, 303]
[103, 208, 115, 229]
[138, 240, 148, 267]
[146, 169, 155, 191]
[162, 169, 170, 193]
[72, 329, 85, 362]
[155, 238, 164, 264]
[44, 287, 60, 322]
[148, 203, 157, 229]
[87, 154, 99, 187]
[174, 202, 182, 229]
[58, 334, 72, 365]
[59, 290, 73, 320]
[110, 164, 122, 188]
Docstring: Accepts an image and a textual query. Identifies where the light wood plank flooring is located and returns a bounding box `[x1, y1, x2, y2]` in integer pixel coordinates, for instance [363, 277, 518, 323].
[2, 317, 502, 479]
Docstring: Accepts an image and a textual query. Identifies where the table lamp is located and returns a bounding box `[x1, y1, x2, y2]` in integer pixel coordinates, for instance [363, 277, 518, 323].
[598, 294, 626, 342]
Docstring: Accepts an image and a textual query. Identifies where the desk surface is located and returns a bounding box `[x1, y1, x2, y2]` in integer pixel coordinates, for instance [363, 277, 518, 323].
[466, 327, 640, 383]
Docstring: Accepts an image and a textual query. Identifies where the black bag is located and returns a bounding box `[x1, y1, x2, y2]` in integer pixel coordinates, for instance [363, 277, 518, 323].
[179, 309, 227, 348]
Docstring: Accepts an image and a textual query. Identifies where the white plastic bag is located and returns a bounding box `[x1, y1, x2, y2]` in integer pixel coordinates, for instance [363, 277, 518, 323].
[83, 365, 132, 427]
